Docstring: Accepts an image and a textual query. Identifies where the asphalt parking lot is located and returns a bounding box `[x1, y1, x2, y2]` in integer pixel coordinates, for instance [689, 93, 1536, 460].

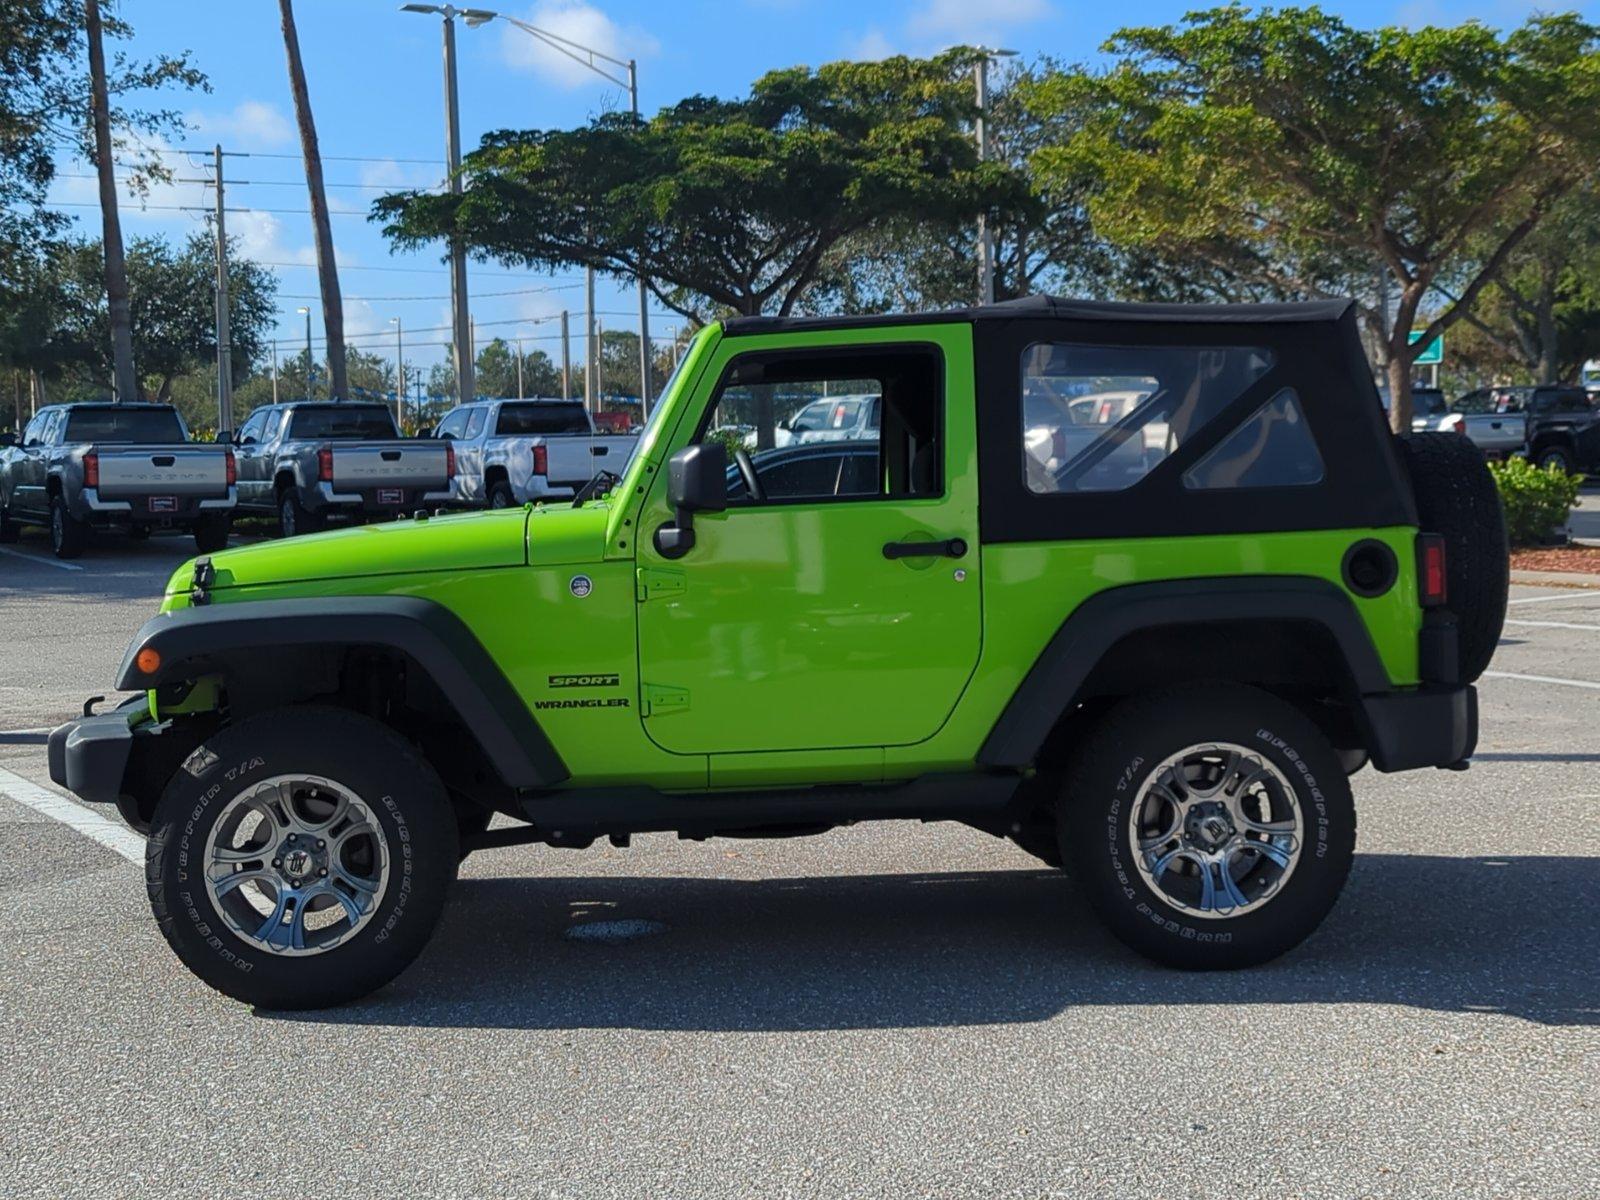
[2, 529, 1597, 1199]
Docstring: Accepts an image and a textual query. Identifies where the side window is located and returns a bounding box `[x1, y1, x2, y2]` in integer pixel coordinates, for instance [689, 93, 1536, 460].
[22, 414, 44, 446]
[1021, 343, 1273, 494]
[464, 407, 488, 439]
[40, 411, 62, 445]
[261, 409, 283, 441]
[701, 348, 942, 506]
[435, 409, 469, 440]
[236, 411, 266, 444]
[1183, 389, 1324, 490]
[1557, 391, 1590, 413]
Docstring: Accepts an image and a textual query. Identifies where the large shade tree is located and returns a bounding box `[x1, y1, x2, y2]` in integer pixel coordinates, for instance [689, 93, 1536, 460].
[1035, 8, 1600, 428]
[375, 52, 1031, 320]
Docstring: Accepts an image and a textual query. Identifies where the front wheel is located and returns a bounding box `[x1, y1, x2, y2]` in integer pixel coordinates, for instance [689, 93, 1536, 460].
[1061, 685, 1355, 970]
[146, 706, 459, 1008]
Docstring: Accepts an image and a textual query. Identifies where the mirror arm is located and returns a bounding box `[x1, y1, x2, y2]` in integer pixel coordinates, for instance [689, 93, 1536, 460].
[653, 506, 697, 559]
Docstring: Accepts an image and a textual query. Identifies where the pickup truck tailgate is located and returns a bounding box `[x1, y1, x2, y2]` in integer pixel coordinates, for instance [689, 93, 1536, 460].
[95, 446, 230, 497]
[332, 443, 449, 491]
[542, 435, 636, 486]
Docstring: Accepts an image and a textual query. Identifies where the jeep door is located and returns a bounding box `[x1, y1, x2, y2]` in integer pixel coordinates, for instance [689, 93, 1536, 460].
[633, 329, 983, 757]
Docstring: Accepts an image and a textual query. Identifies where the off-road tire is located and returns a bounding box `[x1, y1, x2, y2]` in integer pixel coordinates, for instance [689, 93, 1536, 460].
[1534, 442, 1575, 473]
[146, 706, 459, 1009]
[1060, 684, 1355, 970]
[277, 489, 322, 538]
[49, 495, 87, 559]
[1397, 433, 1508, 682]
[192, 512, 231, 553]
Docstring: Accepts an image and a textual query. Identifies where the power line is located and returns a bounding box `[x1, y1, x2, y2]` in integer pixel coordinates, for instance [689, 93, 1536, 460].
[277, 284, 582, 302]
[56, 172, 435, 192]
[140, 147, 445, 165]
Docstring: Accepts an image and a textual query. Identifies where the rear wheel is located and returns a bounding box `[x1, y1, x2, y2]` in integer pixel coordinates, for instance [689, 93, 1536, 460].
[277, 489, 322, 538]
[1534, 443, 1575, 473]
[193, 512, 231, 553]
[487, 478, 515, 509]
[1061, 685, 1355, 970]
[49, 495, 87, 559]
[146, 706, 458, 1009]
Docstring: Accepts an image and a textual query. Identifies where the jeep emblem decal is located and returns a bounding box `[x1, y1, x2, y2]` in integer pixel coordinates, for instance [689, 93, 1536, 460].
[569, 574, 593, 599]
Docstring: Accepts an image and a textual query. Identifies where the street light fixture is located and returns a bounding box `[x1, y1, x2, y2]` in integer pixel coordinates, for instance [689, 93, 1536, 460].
[974, 47, 1018, 306]
[455, 7, 653, 421]
[399, 4, 480, 406]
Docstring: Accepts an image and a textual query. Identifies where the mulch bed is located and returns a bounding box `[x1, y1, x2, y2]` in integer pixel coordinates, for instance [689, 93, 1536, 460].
[1510, 545, 1600, 574]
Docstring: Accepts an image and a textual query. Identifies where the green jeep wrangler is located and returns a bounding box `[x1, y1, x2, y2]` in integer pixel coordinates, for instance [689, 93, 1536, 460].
[49, 297, 1507, 1008]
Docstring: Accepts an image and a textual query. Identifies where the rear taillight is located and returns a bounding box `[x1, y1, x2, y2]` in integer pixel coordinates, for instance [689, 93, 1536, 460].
[1418, 534, 1448, 607]
[224, 450, 237, 487]
[83, 452, 98, 488]
[532, 444, 548, 477]
[444, 440, 456, 481]
[317, 445, 333, 483]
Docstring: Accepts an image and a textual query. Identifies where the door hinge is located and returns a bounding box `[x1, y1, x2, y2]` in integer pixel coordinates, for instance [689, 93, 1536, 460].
[642, 684, 689, 717]
[636, 567, 685, 602]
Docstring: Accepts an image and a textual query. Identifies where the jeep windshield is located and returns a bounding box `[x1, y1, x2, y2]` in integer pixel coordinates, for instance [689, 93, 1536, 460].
[287, 406, 399, 440]
[63, 407, 187, 443]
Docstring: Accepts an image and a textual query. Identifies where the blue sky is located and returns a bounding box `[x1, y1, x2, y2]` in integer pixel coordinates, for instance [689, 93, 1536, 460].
[47, 0, 1599, 375]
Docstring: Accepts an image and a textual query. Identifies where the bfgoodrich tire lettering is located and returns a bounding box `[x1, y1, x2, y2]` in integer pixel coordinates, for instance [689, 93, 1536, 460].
[1061, 685, 1355, 969]
[145, 705, 457, 1008]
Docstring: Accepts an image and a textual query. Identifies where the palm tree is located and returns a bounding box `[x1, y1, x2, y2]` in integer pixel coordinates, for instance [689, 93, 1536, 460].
[276, 0, 348, 400]
[84, 0, 136, 402]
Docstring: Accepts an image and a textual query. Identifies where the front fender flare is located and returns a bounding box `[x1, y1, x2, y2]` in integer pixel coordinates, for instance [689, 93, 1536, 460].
[117, 596, 568, 789]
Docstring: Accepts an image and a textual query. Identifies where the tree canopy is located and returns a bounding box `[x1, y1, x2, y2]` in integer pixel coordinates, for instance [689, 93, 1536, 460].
[1033, 7, 1600, 426]
[376, 51, 1031, 319]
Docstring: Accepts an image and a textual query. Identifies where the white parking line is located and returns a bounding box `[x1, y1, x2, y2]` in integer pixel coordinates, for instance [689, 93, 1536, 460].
[1506, 590, 1600, 605]
[0, 765, 142, 865]
[1505, 619, 1600, 632]
[0, 546, 82, 571]
[1483, 670, 1600, 691]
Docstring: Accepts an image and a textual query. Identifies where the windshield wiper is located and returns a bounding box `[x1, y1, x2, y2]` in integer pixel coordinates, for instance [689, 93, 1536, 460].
[571, 469, 621, 507]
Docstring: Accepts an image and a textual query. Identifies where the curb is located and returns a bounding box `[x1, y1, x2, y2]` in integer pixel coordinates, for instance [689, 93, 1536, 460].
[1509, 569, 1600, 589]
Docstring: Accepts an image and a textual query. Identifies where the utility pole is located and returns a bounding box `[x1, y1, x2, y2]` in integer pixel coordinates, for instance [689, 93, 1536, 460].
[86, 0, 137, 404]
[515, 334, 524, 399]
[560, 310, 571, 400]
[390, 317, 404, 427]
[270, 339, 279, 403]
[628, 58, 651, 421]
[213, 145, 235, 436]
[585, 269, 597, 412]
[298, 306, 313, 397]
[444, 10, 473, 403]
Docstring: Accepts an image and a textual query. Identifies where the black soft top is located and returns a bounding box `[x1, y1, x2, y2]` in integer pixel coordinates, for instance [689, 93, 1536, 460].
[724, 296, 1356, 337]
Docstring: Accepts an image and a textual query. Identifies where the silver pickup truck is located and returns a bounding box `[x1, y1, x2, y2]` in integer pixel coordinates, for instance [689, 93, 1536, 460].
[232, 401, 456, 536]
[0, 403, 235, 559]
[428, 399, 638, 506]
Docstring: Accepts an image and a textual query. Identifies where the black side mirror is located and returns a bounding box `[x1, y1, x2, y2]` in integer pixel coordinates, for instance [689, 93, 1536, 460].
[654, 442, 727, 559]
[0, 431, 16, 448]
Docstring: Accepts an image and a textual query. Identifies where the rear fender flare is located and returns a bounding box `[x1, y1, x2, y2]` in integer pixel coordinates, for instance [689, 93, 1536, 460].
[116, 596, 568, 789]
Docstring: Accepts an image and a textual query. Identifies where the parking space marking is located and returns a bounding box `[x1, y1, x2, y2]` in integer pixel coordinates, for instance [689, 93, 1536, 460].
[0, 765, 142, 865]
[1506, 590, 1600, 604]
[1505, 618, 1600, 632]
[1484, 669, 1600, 691]
[0, 546, 82, 571]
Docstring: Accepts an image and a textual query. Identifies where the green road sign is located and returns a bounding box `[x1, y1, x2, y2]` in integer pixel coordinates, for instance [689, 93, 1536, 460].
[1409, 330, 1443, 366]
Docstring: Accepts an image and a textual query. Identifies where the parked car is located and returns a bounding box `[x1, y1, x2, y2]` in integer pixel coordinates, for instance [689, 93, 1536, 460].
[428, 398, 639, 507]
[0, 402, 234, 558]
[232, 401, 456, 535]
[51, 296, 1503, 1008]
[1378, 386, 1453, 435]
[1433, 385, 1597, 467]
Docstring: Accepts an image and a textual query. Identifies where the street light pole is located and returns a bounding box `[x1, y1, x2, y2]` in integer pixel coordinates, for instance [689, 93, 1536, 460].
[298, 306, 313, 397]
[402, 4, 476, 405]
[271, 339, 279, 404]
[390, 317, 404, 427]
[213, 144, 235, 437]
[973, 48, 1017, 307]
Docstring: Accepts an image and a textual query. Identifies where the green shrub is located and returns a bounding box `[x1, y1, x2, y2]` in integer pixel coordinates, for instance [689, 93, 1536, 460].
[1487, 456, 1584, 546]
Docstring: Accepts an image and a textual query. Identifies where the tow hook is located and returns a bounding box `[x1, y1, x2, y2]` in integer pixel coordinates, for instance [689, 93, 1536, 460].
[81, 695, 105, 717]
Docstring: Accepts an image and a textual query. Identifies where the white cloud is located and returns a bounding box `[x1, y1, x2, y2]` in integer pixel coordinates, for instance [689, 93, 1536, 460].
[907, 0, 1051, 42]
[497, 3, 658, 92]
[188, 100, 295, 150]
[847, 28, 897, 61]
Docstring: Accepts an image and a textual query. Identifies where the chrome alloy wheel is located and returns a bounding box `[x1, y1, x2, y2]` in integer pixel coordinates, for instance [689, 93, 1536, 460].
[202, 775, 390, 956]
[1128, 743, 1303, 919]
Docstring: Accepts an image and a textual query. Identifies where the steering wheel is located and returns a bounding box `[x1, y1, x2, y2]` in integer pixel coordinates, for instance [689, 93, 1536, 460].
[732, 447, 766, 503]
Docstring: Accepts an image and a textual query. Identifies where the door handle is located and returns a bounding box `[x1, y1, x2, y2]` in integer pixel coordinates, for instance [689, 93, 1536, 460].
[883, 537, 967, 560]
[590, 445, 608, 456]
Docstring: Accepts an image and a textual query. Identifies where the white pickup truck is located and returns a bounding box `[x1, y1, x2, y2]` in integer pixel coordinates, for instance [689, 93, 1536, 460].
[0, 403, 235, 558]
[428, 399, 638, 507]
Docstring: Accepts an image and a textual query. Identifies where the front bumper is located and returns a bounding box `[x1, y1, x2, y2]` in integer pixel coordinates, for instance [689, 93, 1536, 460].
[1357, 685, 1477, 772]
[47, 710, 139, 804]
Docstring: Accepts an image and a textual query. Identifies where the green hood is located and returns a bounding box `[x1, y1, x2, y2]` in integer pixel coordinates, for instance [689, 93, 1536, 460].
[163, 508, 532, 595]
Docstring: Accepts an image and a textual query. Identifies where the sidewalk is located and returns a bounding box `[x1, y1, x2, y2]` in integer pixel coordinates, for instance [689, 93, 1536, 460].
[1509, 568, 1600, 589]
